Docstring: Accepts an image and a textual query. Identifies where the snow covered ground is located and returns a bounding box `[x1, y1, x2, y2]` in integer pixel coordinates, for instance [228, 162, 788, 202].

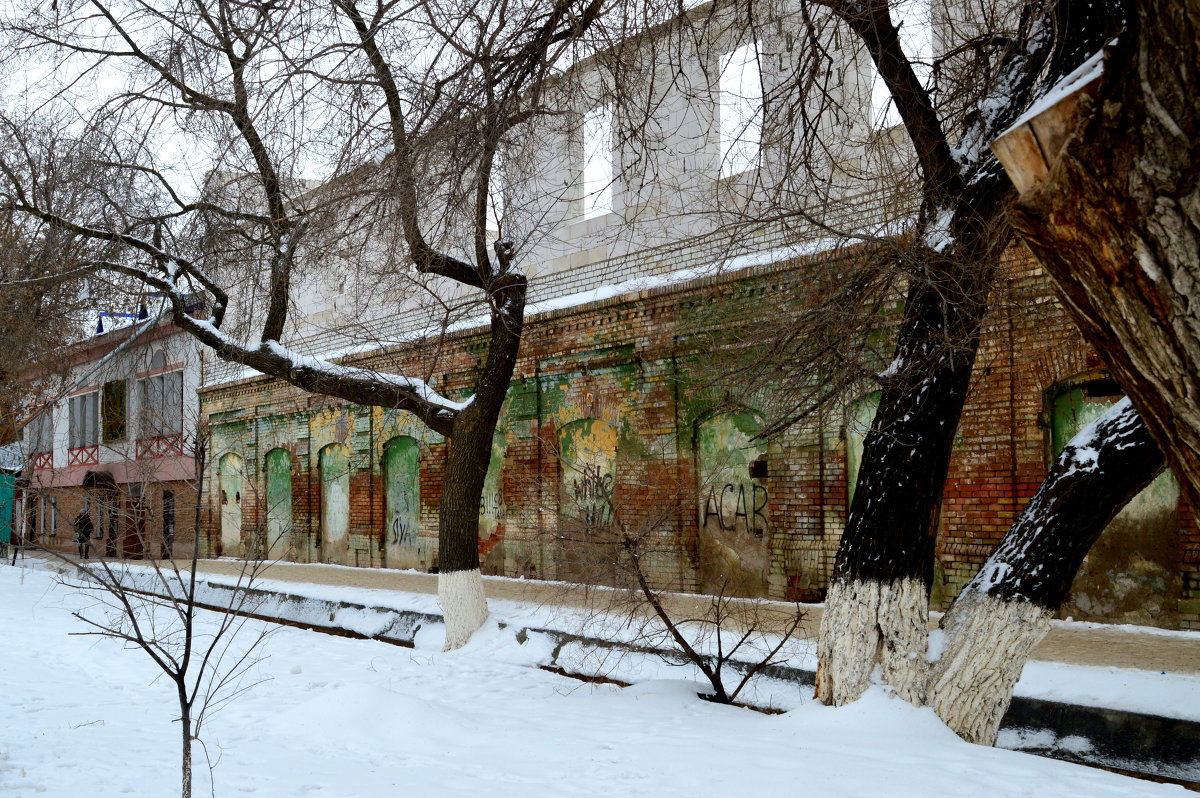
[0, 564, 1191, 797]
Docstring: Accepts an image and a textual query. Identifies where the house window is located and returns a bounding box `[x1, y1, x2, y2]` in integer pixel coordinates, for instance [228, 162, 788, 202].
[68, 392, 99, 449]
[102, 380, 127, 442]
[27, 408, 54, 455]
[581, 104, 613, 218]
[139, 350, 184, 437]
[718, 42, 763, 177]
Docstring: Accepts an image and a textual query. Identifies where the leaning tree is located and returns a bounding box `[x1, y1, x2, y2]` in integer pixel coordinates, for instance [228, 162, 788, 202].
[0, 0, 608, 648]
[1003, 0, 1200, 514]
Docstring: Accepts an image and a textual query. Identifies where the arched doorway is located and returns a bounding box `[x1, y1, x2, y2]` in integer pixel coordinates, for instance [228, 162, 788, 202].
[695, 411, 769, 597]
[556, 418, 618, 582]
[1050, 375, 1182, 625]
[264, 448, 293, 561]
[319, 443, 351, 564]
[218, 452, 244, 557]
[382, 436, 421, 569]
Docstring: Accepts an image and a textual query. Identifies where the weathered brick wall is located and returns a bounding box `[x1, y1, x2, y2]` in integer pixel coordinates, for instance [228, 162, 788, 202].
[198, 243, 1200, 629]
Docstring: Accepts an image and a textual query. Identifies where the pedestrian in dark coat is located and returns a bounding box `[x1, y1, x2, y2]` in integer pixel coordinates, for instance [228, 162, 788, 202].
[73, 508, 94, 560]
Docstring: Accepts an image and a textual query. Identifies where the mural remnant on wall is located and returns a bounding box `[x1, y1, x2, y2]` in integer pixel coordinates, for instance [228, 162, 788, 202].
[1051, 378, 1182, 626]
[319, 443, 351, 565]
[559, 418, 618, 537]
[383, 436, 422, 569]
[218, 452, 243, 557]
[557, 418, 618, 580]
[695, 411, 769, 597]
[264, 448, 292, 561]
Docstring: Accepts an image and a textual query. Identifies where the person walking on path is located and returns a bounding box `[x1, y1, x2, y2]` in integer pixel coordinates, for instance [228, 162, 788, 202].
[73, 507, 94, 560]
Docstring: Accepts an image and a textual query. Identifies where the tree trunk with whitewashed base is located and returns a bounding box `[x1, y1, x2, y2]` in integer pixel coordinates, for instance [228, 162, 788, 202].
[815, 254, 993, 706]
[815, 0, 1125, 709]
[926, 398, 1163, 744]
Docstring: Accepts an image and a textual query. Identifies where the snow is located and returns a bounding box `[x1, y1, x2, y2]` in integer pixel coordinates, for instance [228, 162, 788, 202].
[0, 442, 22, 471]
[0, 564, 1194, 797]
[1014, 662, 1200, 723]
[923, 206, 954, 253]
[262, 339, 472, 413]
[998, 45, 1108, 141]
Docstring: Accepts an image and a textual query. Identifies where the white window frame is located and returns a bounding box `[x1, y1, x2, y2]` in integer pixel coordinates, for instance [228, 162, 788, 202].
[139, 350, 185, 438]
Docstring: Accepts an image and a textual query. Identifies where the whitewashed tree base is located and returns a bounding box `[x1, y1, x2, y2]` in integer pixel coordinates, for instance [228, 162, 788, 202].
[439, 568, 489, 651]
[927, 592, 1051, 745]
[815, 578, 929, 706]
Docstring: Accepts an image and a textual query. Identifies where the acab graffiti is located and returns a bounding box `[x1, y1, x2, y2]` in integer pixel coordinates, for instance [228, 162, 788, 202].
[702, 481, 768, 537]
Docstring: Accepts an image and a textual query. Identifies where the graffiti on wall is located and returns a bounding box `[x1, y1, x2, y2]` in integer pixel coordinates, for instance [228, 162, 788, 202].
[701, 481, 767, 537]
[558, 418, 618, 538]
[695, 411, 769, 597]
[479, 427, 507, 543]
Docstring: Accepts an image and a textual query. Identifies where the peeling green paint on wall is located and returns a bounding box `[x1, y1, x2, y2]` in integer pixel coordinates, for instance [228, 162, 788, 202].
[383, 436, 422, 569]
[1051, 381, 1182, 625]
[845, 390, 880, 503]
[264, 448, 292, 561]
[218, 452, 244, 556]
[559, 418, 618, 538]
[319, 443, 351, 565]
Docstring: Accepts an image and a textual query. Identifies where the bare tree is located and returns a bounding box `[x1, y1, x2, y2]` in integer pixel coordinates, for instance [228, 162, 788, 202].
[46, 429, 273, 798]
[0, 0, 613, 648]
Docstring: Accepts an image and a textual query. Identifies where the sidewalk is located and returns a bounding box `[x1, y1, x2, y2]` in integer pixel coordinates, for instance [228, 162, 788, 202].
[184, 557, 1200, 675]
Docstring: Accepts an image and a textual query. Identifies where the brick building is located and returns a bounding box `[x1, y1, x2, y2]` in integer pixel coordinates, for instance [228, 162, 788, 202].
[21, 314, 204, 561]
[198, 235, 1199, 630]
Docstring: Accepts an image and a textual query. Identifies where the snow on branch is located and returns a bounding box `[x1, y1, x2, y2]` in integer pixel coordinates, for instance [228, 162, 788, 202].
[261, 340, 471, 415]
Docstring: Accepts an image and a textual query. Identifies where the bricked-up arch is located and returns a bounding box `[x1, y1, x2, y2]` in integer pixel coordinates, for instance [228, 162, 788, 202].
[844, 391, 880, 506]
[383, 436, 422, 569]
[478, 424, 507, 564]
[556, 418, 618, 582]
[1048, 374, 1183, 625]
[319, 443, 352, 565]
[694, 410, 769, 597]
[217, 452, 244, 557]
[264, 448, 293, 562]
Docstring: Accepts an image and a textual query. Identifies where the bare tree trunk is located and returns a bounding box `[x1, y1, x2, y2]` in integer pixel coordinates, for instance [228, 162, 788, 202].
[816, 243, 997, 706]
[1010, 0, 1200, 512]
[177, 681, 193, 798]
[927, 398, 1163, 744]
